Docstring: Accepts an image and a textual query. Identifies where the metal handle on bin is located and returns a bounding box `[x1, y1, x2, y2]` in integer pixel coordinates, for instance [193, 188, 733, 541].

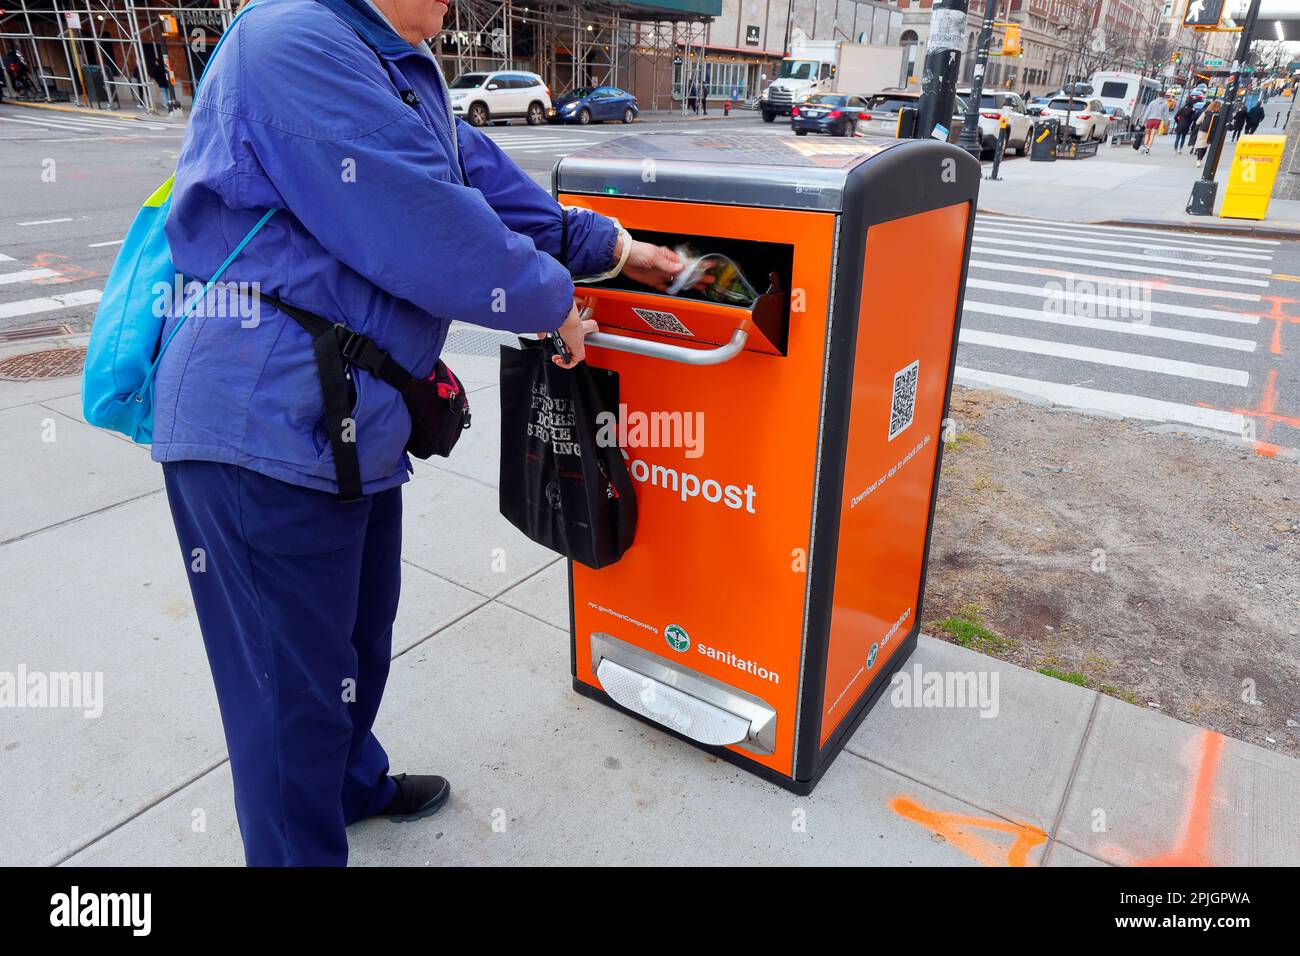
[584, 328, 749, 366]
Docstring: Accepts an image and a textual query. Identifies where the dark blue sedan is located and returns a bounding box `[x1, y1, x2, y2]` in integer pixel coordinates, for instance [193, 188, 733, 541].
[548, 86, 639, 125]
[791, 93, 868, 137]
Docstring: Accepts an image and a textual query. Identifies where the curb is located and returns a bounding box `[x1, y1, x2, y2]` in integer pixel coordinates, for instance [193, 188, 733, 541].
[3, 100, 158, 122]
[1100, 217, 1300, 241]
[977, 208, 1300, 241]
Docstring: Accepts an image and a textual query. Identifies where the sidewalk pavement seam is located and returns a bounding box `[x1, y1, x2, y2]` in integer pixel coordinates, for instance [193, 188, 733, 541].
[425, 457, 498, 494]
[1041, 691, 1103, 866]
[0, 389, 78, 414]
[51, 563, 560, 863]
[38, 399, 145, 450]
[847, 748, 1116, 865]
[50, 756, 231, 867]
[0, 485, 164, 550]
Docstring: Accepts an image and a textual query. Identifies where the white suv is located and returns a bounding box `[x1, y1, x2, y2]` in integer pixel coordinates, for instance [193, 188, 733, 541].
[1040, 96, 1110, 141]
[957, 88, 1033, 155]
[449, 71, 551, 127]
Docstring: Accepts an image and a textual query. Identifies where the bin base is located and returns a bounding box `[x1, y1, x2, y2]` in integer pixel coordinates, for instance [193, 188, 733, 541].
[570, 629, 919, 796]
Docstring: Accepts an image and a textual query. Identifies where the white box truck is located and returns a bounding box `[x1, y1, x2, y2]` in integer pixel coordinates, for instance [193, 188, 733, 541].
[760, 40, 905, 123]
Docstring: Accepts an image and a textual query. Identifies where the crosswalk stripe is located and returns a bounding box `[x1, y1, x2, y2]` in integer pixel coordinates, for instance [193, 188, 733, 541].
[971, 235, 1272, 274]
[973, 224, 1275, 261]
[0, 253, 13, 262]
[969, 246, 1269, 287]
[962, 301, 1257, 351]
[0, 111, 157, 132]
[976, 214, 1280, 246]
[0, 289, 101, 320]
[0, 268, 60, 285]
[959, 328, 1250, 385]
[964, 278, 1260, 324]
[0, 114, 111, 134]
[967, 262, 1263, 301]
[954, 366, 1248, 435]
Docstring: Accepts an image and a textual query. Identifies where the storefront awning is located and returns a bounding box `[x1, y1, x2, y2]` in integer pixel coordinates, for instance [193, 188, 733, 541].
[608, 0, 722, 18]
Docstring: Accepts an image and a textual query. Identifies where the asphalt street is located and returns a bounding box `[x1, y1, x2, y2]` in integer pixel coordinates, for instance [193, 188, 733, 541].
[1, 103, 1296, 453]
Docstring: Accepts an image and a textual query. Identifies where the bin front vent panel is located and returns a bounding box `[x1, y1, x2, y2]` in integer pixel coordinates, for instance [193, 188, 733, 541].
[590, 633, 777, 754]
[597, 658, 751, 747]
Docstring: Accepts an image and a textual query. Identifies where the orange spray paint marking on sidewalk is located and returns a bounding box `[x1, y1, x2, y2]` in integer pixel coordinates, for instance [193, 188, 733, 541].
[1130, 730, 1226, 867]
[890, 796, 1047, 867]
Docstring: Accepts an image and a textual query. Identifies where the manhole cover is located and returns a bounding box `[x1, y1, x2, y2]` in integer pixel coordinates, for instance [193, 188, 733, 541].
[1143, 247, 1212, 261]
[0, 347, 86, 381]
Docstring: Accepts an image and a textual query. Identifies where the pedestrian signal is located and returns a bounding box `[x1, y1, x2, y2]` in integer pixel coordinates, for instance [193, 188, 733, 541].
[1182, 0, 1225, 29]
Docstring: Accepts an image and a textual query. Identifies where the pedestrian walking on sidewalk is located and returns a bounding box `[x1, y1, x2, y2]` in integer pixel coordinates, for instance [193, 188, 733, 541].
[151, 59, 180, 114]
[155, 0, 692, 867]
[1246, 101, 1265, 135]
[1193, 101, 1221, 165]
[1231, 105, 1247, 142]
[688, 81, 698, 114]
[1141, 96, 1172, 154]
[1173, 102, 1195, 153]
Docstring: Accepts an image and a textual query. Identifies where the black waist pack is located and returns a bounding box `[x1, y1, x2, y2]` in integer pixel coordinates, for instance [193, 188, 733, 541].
[257, 293, 470, 502]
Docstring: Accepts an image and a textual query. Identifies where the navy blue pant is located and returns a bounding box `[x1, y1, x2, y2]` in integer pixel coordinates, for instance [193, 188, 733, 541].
[163, 460, 401, 866]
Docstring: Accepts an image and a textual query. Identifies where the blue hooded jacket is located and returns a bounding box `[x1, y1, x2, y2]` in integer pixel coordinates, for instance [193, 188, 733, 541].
[152, 0, 618, 494]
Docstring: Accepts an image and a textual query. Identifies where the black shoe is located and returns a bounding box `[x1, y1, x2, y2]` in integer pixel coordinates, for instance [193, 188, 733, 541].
[380, 773, 451, 822]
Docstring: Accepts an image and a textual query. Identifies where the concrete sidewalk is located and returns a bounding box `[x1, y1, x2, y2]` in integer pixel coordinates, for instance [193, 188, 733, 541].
[979, 99, 1300, 236]
[1, 335, 1297, 867]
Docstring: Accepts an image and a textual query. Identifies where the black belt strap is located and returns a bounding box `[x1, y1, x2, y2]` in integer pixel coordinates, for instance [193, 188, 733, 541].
[256, 291, 415, 502]
[559, 208, 570, 266]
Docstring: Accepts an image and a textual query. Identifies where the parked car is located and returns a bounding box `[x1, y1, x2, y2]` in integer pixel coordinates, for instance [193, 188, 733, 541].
[448, 70, 551, 127]
[548, 85, 639, 125]
[791, 92, 869, 136]
[855, 89, 971, 144]
[956, 88, 1032, 155]
[1039, 96, 1110, 141]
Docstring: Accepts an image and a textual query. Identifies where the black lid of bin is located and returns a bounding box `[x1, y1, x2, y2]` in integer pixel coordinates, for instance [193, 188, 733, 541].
[553, 131, 901, 211]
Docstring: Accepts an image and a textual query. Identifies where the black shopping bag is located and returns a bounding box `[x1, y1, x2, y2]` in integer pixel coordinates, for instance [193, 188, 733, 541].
[499, 340, 637, 569]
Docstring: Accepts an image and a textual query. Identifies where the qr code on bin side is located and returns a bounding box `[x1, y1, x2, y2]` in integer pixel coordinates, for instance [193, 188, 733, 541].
[632, 307, 693, 337]
[888, 359, 919, 442]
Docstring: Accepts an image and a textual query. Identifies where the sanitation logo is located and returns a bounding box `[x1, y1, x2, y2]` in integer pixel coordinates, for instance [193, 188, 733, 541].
[867, 642, 880, 670]
[665, 624, 690, 653]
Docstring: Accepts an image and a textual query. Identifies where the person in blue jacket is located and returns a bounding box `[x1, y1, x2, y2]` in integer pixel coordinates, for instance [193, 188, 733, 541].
[154, 0, 690, 866]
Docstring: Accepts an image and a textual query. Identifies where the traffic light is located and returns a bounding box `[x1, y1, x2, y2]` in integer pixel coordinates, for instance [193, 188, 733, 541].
[1001, 24, 1022, 57]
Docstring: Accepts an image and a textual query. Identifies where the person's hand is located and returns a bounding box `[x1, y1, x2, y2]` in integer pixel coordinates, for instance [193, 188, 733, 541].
[541, 302, 599, 369]
[620, 238, 715, 292]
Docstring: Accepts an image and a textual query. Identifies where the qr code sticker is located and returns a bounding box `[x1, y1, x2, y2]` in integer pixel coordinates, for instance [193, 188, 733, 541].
[888, 360, 919, 442]
[632, 307, 693, 337]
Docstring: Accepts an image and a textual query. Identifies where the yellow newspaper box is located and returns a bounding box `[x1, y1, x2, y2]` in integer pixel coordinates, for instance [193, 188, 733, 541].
[1220, 135, 1287, 221]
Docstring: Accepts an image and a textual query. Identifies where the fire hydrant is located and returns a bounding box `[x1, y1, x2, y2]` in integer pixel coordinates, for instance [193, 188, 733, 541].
[724, 99, 731, 116]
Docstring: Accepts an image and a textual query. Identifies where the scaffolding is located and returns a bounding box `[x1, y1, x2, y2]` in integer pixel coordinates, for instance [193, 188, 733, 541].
[0, 0, 710, 114]
[0, 1, 236, 112]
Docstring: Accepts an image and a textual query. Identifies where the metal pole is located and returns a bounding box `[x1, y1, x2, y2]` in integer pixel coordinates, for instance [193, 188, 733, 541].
[18, 0, 53, 102]
[957, 0, 997, 157]
[1188, 0, 1263, 215]
[915, 0, 968, 139]
[125, 1, 153, 112]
